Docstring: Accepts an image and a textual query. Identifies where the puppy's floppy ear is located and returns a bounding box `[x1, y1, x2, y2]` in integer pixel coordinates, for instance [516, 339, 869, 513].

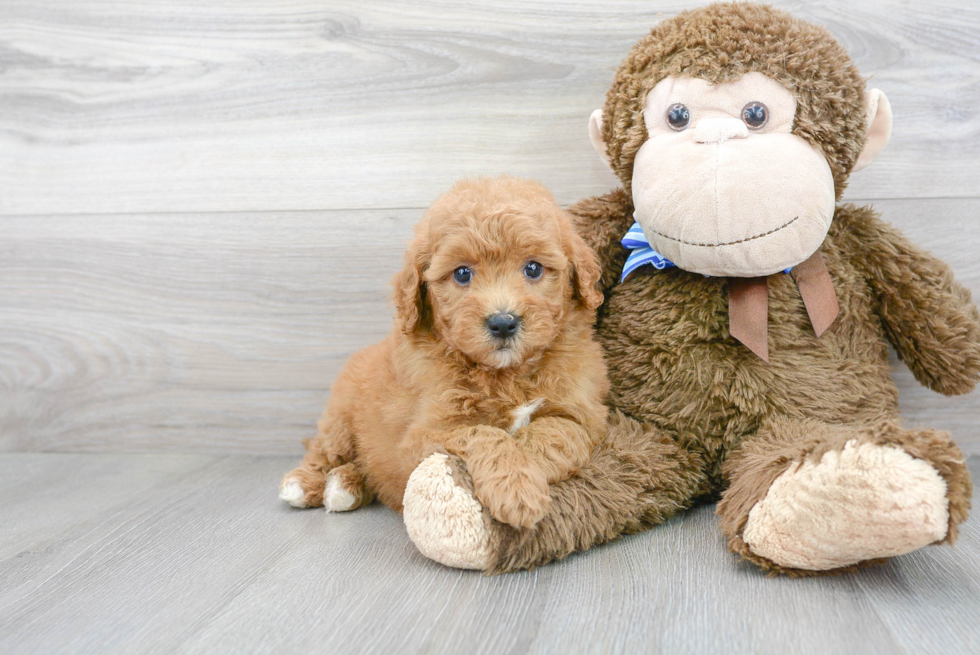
[392, 226, 431, 335]
[561, 215, 603, 311]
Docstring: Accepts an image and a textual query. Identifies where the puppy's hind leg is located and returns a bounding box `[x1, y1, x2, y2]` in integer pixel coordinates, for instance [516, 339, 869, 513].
[323, 463, 375, 513]
[280, 411, 357, 509]
[280, 446, 330, 508]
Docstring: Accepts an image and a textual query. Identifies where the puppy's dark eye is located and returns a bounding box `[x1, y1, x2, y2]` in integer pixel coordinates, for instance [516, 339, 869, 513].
[523, 261, 544, 280]
[742, 102, 768, 129]
[452, 266, 472, 285]
[666, 103, 690, 131]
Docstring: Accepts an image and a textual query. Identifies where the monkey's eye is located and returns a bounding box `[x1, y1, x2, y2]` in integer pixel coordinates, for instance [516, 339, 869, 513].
[523, 261, 544, 280]
[666, 103, 691, 131]
[742, 102, 769, 129]
[453, 266, 472, 285]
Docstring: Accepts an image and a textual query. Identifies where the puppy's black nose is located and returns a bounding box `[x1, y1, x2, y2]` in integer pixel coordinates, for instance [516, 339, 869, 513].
[485, 313, 521, 339]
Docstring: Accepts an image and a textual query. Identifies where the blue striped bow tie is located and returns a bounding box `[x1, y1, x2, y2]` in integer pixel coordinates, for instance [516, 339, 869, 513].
[620, 222, 674, 282]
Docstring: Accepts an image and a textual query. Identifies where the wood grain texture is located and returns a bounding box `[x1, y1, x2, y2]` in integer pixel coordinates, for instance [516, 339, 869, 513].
[0, 454, 977, 654]
[2, 198, 979, 454]
[0, 208, 413, 453]
[0, 200, 980, 454]
[0, 0, 978, 215]
[0, 452, 218, 561]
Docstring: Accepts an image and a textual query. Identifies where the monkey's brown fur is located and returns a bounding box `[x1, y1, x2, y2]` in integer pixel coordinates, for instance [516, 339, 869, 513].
[432, 3, 979, 575]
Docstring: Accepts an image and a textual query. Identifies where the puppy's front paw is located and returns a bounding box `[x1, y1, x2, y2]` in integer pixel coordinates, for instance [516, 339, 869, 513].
[474, 467, 550, 529]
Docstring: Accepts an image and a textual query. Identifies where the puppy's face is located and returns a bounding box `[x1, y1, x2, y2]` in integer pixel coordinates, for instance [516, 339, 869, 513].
[426, 215, 569, 368]
[394, 178, 602, 369]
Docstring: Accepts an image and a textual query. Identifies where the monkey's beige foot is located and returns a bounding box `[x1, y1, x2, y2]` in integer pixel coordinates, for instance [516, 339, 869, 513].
[403, 453, 495, 571]
[741, 441, 950, 571]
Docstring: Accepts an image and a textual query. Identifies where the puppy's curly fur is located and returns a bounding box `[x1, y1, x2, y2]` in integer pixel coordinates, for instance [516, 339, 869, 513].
[280, 176, 609, 528]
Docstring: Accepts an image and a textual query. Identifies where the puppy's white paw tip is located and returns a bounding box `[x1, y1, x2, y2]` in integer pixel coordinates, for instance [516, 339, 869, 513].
[324, 474, 357, 513]
[403, 453, 493, 571]
[279, 479, 308, 508]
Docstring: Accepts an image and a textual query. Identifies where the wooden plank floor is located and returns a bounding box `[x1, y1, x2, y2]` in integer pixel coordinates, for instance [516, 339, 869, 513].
[0, 453, 977, 654]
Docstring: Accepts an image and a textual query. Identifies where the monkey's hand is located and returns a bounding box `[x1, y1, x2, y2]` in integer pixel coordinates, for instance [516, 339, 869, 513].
[843, 205, 980, 395]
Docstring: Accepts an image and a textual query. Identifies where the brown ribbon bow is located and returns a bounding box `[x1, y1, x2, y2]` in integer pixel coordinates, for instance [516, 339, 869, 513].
[728, 251, 839, 362]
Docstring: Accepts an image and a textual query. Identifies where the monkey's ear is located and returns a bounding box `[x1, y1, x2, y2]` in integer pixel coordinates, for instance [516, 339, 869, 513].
[853, 89, 892, 172]
[589, 109, 611, 167]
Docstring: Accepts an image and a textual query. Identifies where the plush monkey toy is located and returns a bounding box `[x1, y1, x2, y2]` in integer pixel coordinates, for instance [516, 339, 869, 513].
[401, 2, 979, 575]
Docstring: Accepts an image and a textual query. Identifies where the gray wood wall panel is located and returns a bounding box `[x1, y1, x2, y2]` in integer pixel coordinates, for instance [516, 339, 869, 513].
[2, 199, 978, 454]
[1, 0, 978, 455]
[1, 454, 977, 654]
[0, 0, 978, 215]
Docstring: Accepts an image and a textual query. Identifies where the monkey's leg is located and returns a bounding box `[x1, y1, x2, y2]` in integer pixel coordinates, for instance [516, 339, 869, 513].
[716, 417, 972, 575]
[402, 411, 708, 573]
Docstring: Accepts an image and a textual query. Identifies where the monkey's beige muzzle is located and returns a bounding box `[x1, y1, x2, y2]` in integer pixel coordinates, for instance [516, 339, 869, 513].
[631, 130, 836, 278]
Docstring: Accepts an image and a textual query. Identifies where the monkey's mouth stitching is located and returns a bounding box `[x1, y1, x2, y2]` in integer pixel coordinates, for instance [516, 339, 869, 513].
[646, 215, 800, 248]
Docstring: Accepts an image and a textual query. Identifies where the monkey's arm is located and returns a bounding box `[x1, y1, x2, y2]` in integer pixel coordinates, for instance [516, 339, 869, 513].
[840, 205, 980, 395]
[567, 188, 635, 293]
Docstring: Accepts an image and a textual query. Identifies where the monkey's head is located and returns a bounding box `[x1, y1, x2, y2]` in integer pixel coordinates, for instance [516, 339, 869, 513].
[590, 3, 892, 277]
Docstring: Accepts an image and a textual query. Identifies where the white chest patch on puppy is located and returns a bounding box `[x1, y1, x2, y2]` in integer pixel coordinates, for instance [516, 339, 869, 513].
[508, 398, 545, 435]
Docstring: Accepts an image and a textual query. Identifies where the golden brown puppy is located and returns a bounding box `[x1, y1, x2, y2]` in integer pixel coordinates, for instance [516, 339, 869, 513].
[279, 176, 609, 528]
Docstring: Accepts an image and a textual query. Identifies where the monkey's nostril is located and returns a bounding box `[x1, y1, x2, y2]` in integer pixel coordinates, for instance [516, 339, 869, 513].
[485, 313, 521, 339]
